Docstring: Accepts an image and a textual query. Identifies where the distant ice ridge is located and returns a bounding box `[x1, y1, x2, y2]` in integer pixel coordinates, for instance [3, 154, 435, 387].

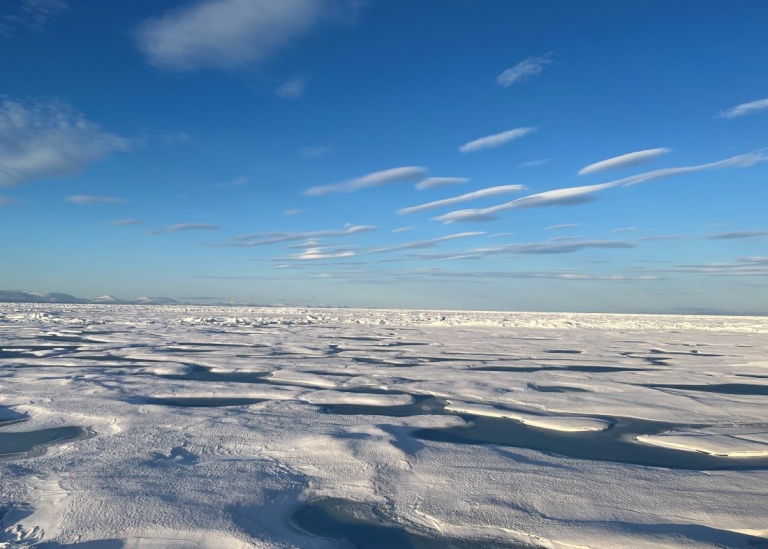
[1, 303, 767, 332]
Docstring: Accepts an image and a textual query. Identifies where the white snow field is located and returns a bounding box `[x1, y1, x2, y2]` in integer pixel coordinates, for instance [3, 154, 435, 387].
[1, 304, 768, 548]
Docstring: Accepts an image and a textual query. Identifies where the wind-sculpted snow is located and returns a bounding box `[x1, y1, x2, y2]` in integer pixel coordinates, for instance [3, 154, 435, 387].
[1, 304, 767, 548]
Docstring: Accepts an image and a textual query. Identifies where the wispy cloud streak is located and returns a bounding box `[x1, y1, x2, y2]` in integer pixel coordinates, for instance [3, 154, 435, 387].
[415, 177, 468, 190]
[304, 166, 426, 196]
[708, 230, 768, 240]
[459, 127, 536, 153]
[398, 185, 526, 215]
[365, 232, 485, 255]
[578, 148, 670, 175]
[217, 176, 249, 188]
[1, 0, 68, 34]
[718, 98, 768, 119]
[301, 146, 329, 158]
[413, 239, 636, 260]
[434, 152, 767, 223]
[284, 248, 356, 260]
[279, 232, 485, 260]
[671, 257, 768, 277]
[544, 224, 581, 231]
[109, 219, 143, 226]
[519, 158, 550, 168]
[148, 223, 221, 235]
[66, 195, 125, 204]
[434, 182, 614, 223]
[274, 76, 307, 99]
[496, 53, 553, 87]
[231, 224, 377, 246]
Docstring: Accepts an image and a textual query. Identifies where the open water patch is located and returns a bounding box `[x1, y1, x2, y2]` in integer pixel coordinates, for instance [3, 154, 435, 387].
[159, 364, 273, 384]
[322, 395, 446, 417]
[140, 396, 270, 407]
[412, 415, 768, 471]
[318, 393, 768, 470]
[0, 425, 90, 460]
[544, 349, 583, 354]
[472, 365, 650, 373]
[648, 383, 768, 396]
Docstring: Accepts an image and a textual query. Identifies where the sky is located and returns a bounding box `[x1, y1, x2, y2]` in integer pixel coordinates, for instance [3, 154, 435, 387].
[1, 0, 767, 313]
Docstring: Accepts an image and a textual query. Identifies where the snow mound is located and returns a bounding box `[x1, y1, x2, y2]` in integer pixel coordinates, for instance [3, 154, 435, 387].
[445, 402, 610, 432]
[637, 430, 768, 457]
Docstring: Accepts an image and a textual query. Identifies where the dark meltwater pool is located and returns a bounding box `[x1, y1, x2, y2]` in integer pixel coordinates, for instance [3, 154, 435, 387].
[293, 498, 536, 549]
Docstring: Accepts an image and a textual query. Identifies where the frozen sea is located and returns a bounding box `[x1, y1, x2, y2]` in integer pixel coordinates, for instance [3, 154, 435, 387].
[1, 304, 767, 548]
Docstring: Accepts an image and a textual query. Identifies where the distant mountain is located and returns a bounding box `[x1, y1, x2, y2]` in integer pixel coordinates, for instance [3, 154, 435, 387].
[93, 294, 120, 302]
[0, 290, 180, 305]
[132, 296, 180, 305]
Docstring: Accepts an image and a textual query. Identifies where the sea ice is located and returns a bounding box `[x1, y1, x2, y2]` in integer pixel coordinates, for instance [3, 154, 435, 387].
[1, 304, 767, 548]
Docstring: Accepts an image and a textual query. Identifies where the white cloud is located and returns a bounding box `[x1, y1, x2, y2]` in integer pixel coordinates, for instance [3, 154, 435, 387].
[274, 76, 307, 99]
[544, 223, 581, 231]
[285, 247, 356, 260]
[718, 98, 768, 119]
[304, 166, 427, 196]
[0, 99, 133, 188]
[283, 209, 306, 216]
[496, 53, 553, 87]
[578, 148, 671, 175]
[0, 196, 18, 205]
[66, 195, 125, 204]
[278, 232, 485, 261]
[137, 0, 359, 71]
[109, 219, 143, 226]
[415, 177, 468, 190]
[398, 185, 526, 215]
[434, 182, 614, 223]
[518, 158, 550, 168]
[391, 226, 413, 234]
[611, 227, 636, 233]
[232, 224, 377, 246]
[148, 223, 221, 235]
[283, 239, 322, 249]
[301, 146, 330, 158]
[434, 152, 768, 223]
[459, 127, 536, 153]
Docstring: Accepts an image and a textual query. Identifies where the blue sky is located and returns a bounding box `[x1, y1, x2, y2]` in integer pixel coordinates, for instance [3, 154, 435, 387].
[1, 0, 767, 312]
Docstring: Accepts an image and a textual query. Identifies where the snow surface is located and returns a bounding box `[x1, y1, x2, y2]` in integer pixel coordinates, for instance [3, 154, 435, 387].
[1, 304, 767, 548]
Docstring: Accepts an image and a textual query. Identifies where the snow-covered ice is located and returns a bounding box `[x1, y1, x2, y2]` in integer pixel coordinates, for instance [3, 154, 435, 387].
[1, 304, 767, 548]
